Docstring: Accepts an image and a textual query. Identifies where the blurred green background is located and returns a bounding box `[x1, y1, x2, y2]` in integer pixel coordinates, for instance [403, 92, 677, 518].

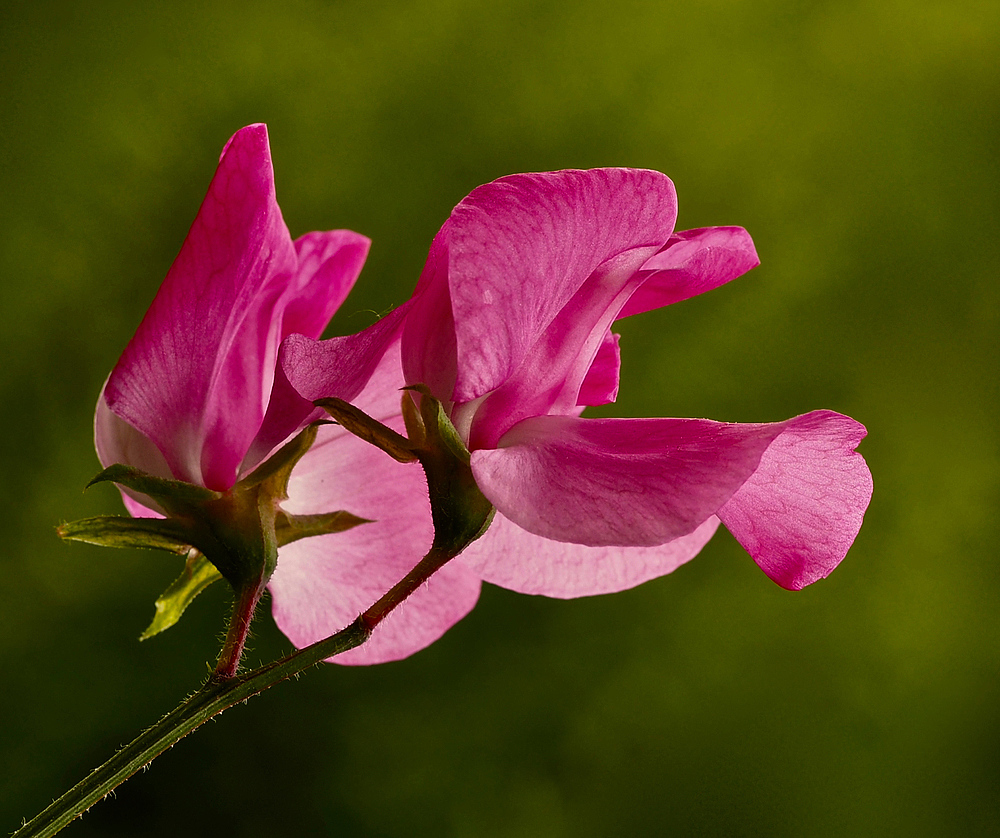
[2, 0, 997, 835]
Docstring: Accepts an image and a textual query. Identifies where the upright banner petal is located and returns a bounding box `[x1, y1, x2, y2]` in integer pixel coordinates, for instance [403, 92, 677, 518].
[442, 169, 678, 403]
[101, 125, 371, 490]
[104, 124, 295, 489]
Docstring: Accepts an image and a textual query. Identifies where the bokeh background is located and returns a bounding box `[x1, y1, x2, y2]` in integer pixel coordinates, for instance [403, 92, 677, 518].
[2, 1, 997, 835]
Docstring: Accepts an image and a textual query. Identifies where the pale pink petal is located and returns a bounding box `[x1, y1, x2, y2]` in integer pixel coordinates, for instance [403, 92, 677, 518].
[281, 231, 371, 340]
[272, 533, 481, 666]
[576, 331, 620, 407]
[717, 410, 872, 590]
[246, 304, 410, 471]
[104, 124, 297, 490]
[94, 385, 170, 516]
[269, 418, 479, 665]
[439, 169, 677, 403]
[460, 512, 719, 597]
[471, 415, 786, 547]
[618, 226, 760, 318]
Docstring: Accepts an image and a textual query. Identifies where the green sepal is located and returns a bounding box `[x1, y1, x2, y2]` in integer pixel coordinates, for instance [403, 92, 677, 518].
[407, 388, 495, 551]
[322, 387, 495, 557]
[87, 464, 220, 515]
[71, 422, 373, 641]
[238, 422, 324, 492]
[140, 550, 223, 640]
[275, 510, 372, 546]
[315, 398, 418, 463]
[405, 384, 473, 464]
[57, 515, 193, 555]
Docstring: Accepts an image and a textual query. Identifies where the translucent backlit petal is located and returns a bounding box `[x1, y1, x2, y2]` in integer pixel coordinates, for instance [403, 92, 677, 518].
[619, 226, 759, 318]
[441, 169, 677, 403]
[460, 512, 719, 597]
[717, 410, 872, 590]
[471, 414, 784, 547]
[104, 124, 296, 489]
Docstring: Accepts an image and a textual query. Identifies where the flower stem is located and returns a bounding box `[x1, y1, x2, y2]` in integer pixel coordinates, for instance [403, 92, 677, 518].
[211, 573, 266, 681]
[12, 543, 464, 838]
[362, 544, 454, 629]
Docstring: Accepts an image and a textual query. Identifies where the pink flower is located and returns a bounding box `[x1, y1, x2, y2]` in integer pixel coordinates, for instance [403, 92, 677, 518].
[399, 168, 872, 599]
[284, 168, 872, 665]
[95, 124, 473, 664]
[97, 123, 370, 494]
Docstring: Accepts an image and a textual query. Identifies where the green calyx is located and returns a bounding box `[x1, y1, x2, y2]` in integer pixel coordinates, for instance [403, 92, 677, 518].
[317, 387, 495, 559]
[59, 423, 370, 639]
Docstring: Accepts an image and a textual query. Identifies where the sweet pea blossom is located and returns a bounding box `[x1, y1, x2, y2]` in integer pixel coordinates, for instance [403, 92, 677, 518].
[286, 167, 872, 663]
[95, 124, 476, 664]
[404, 168, 872, 589]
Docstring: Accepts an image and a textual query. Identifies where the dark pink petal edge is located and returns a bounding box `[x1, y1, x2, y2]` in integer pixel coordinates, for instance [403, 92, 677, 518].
[618, 226, 759, 319]
[717, 410, 872, 590]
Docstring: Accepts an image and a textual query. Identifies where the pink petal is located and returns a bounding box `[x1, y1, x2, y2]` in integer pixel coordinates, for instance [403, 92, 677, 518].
[437, 169, 678, 404]
[278, 302, 411, 404]
[94, 384, 170, 516]
[618, 226, 760, 319]
[104, 124, 296, 489]
[452, 260, 640, 449]
[576, 330, 621, 407]
[269, 407, 479, 665]
[400, 220, 459, 407]
[456, 253, 648, 449]
[459, 512, 720, 597]
[470, 415, 787, 547]
[281, 230, 371, 340]
[103, 126, 370, 492]
[249, 303, 413, 471]
[717, 410, 872, 590]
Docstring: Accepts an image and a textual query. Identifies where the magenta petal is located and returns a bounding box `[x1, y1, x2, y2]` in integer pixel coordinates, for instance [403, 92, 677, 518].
[104, 124, 297, 489]
[443, 169, 678, 403]
[576, 330, 620, 407]
[717, 410, 872, 590]
[460, 512, 719, 597]
[281, 230, 371, 340]
[277, 301, 411, 404]
[248, 302, 411, 471]
[619, 226, 760, 318]
[471, 415, 785, 547]
[268, 417, 479, 665]
[401, 220, 459, 405]
[459, 254, 649, 449]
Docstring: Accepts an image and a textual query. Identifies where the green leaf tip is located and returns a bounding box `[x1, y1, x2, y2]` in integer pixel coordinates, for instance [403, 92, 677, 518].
[275, 509, 373, 546]
[57, 516, 193, 555]
[86, 464, 220, 506]
[141, 551, 223, 640]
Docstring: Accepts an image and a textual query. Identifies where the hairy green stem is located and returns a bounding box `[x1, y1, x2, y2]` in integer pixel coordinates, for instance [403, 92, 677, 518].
[211, 572, 267, 681]
[12, 543, 463, 838]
